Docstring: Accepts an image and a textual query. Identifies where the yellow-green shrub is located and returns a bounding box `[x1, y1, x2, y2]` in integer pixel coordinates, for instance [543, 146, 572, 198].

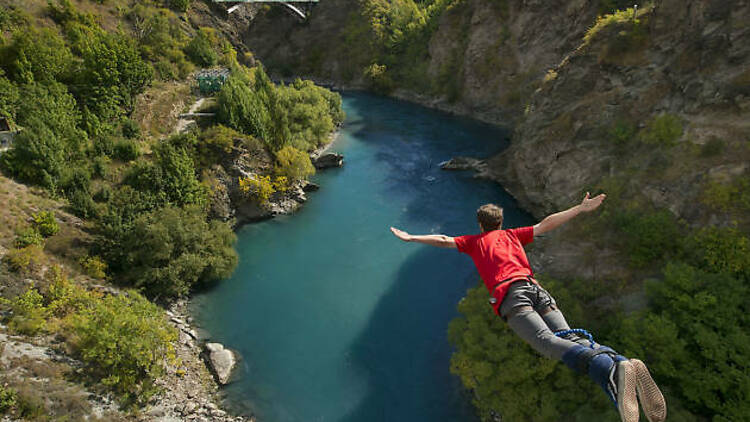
[239, 175, 275, 204]
[3, 245, 44, 273]
[31, 210, 59, 237]
[275, 146, 315, 182]
[79, 255, 108, 279]
[6, 287, 48, 335]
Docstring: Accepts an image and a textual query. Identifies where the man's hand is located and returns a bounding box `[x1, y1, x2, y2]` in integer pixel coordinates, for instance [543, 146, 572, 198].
[533, 191, 607, 236]
[580, 192, 606, 212]
[389, 227, 456, 248]
[390, 227, 412, 242]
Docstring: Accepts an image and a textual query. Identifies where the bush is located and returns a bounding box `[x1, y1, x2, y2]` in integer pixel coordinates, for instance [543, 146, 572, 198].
[197, 124, 239, 167]
[32, 211, 60, 237]
[217, 67, 344, 151]
[72, 31, 153, 129]
[121, 118, 141, 139]
[641, 114, 682, 146]
[238, 174, 276, 204]
[68, 189, 98, 219]
[699, 137, 725, 157]
[123, 141, 206, 207]
[168, 0, 190, 12]
[608, 120, 637, 146]
[0, 76, 20, 122]
[620, 263, 750, 420]
[6, 273, 177, 407]
[80, 255, 108, 279]
[184, 29, 217, 67]
[14, 227, 43, 248]
[92, 155, 111, 179]
[275, 145, 315, 181]
[0, 82, 86, 190]
[701, 174, 750, 213]
[2, 245, 44, 273]
[66, 290, 176, 406]
[216, 72, 272, 143]
[0, 385, 18, 414]
[7, 287, 48, 335]
[114, 139, 140, 161]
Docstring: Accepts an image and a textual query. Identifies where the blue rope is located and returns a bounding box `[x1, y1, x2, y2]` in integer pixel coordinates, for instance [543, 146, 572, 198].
[555, 328, 596, 349]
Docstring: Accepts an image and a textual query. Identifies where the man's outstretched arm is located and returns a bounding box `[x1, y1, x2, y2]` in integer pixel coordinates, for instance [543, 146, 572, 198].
[390, 227, 457, 248]
[533, 192, 606, 236]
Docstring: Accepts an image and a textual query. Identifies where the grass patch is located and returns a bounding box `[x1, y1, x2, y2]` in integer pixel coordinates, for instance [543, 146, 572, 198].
[640, 114, 683, 146]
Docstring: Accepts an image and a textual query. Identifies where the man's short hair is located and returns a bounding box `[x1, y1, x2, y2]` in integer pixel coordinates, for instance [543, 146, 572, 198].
[477, 204, 503, 232]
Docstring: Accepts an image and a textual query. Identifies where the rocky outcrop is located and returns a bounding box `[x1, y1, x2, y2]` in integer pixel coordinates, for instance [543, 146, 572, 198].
[206, 137, 317, 226]
[204, 343, 236, 385]
[439, 156, 486, 172]
[312, 152, 344, 169]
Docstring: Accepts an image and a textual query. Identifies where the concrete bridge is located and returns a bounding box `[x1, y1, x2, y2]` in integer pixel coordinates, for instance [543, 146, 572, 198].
[213, 0, 319, 19]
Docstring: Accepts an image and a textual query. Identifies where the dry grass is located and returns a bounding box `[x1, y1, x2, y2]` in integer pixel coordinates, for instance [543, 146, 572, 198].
[132, 80, 195, 142]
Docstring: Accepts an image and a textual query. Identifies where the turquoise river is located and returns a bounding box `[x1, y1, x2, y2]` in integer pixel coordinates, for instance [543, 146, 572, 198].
[191, 92, 534, 422]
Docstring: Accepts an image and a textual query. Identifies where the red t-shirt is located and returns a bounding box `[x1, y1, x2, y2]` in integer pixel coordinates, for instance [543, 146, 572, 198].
[455, 226, 536, 315]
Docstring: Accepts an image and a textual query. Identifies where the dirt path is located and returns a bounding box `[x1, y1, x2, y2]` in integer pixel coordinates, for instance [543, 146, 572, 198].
[173, 97, 207, 135]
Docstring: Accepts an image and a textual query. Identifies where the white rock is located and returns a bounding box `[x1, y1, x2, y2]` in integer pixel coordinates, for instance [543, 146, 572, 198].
[204, 343, 236, 384]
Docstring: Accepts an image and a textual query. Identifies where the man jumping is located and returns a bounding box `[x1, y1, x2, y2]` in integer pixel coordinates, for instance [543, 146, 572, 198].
[390, 193, 666, 422]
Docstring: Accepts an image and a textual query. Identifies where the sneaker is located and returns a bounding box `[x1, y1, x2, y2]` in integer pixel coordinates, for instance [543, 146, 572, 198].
[612, 361, 639, 422]
[630, 359, 667, 422]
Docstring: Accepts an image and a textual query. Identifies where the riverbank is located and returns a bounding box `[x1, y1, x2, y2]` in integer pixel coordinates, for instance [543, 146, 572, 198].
[164, 123, 343, 421]
[147, 300, 253, 422]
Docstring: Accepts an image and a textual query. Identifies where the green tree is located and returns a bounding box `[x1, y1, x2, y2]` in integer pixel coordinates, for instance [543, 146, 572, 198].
[124, 139, 206, 207]
[0, 75, 20, 122]
[73, 31, 153, 133]
[120, 205, 237, 299]
[2, 27, 74, 84]
[216, 72, 272, 141]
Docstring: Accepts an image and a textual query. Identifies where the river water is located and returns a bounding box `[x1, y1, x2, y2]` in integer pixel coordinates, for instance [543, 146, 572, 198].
[190, 92, 535, 422]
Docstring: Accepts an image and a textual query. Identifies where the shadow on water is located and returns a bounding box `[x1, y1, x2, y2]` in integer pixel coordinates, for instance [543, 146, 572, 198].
[336, 246, 480, 422]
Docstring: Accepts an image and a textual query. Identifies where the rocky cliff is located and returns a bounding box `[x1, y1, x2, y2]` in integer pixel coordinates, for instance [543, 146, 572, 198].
[235, 0, 602, 125]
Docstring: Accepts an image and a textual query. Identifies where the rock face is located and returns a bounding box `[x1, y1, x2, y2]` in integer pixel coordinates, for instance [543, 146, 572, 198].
[206, 136, 315, 226]
[312, 152, 344, 169]
[488, 0, 750, 220]
[237, 0, 600, 125]
[204, 343, 236, 385]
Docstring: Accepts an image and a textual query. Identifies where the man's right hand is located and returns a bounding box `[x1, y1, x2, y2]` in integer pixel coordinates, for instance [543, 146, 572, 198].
[390, 227, 412, 242]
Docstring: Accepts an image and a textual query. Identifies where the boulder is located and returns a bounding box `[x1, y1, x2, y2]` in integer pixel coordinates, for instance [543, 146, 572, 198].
[204, 343, 236, 385]
[302, 181, 320, 192]
[312, 153, 344, 169]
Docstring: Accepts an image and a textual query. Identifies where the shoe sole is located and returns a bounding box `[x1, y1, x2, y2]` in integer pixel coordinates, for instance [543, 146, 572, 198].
[617, 361, 639, 422]
[631, 359, 667, 422]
